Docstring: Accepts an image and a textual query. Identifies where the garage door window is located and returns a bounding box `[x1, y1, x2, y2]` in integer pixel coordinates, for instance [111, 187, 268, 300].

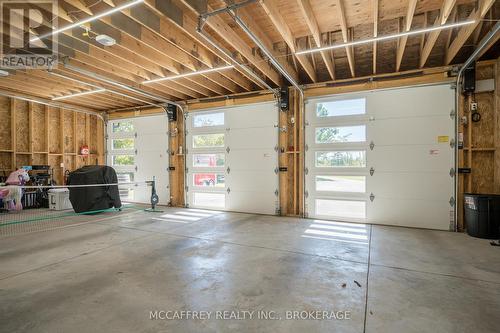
[316, 98, 366, 117]
[112, 121, 134, 133]
[316, 151, 366, 168]
[193, 153, 225, 167]
[193, 173, 225, 187]
[316, 175, 366, 192]
[112, 138, 134, 150]
[316, 199, 366, 219]
[193, 112, 224, 127]
[193, 133, 225, 148]
[315, 125, 366, 144]
[112, 155, 135, 166]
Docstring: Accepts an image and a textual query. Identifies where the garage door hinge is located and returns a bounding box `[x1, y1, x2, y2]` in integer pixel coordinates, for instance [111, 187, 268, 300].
[134, 132, 137, 138]
[449, 196, 455, 207]
[275, 189, 279, 197]
[449, 168, 455, 177]
[274, 145, 279, 152]
[305, 190, 308, 198]
[450, 109, 456, 119]
[227, 167, 230, 174]
[305, 144, 308, 152]
[369, 141, 375, 150]
[370, 167, 375, 176]
[305, 167, 308, 175]
[274, 167, 279, 174]
[226, 127, 231, 132]
[185, 186, 189, 192]
[186, 167, 189, 173]
[369, 193, 375, 202]
[135, 149, 137, 155]
[226, 147, 230, 154]
[449, 139, 456, 148]
[227, 188, 231, 194]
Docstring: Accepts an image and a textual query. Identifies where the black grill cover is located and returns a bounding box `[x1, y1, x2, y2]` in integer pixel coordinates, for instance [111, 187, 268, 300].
[67, 165, 122, 213]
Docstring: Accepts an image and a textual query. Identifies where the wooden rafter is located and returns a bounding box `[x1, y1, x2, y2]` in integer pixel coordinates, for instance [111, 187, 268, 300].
[373, 0, 378, 74]
[296, 0, 335, 80]
[230, 1, 299, 83]
[420, 0, 457, 68]
[259, 0, 317, 82]
[63, 0, 93, 15]
[445, 0, 496, 64]
[336, 0, 355, 77]
[396, 0, 418, 72]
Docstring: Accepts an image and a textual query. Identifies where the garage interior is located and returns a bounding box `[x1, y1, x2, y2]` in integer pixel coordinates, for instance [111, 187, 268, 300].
[0, 0, 499, 332]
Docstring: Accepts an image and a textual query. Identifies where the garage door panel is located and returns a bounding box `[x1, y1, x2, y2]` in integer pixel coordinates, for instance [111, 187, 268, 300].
[228, 191, 277, 215]
[367, 146, 453, 173]
[306, 84, 455, 230]
[228, 128, 276, 149]
[225, 104, 277, 127]
[367, 198, 451, 230]
[369, 117, 453, 145]
[368, 85, 454, 118]
[227, 149, 276, 170]
[187, 102, 278, 213]
[367, 173, 451, 201]
[228, 171, 277, 192]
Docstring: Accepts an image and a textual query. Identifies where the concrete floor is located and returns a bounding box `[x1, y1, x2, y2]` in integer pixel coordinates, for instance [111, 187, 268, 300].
[1, 207, 499, 332]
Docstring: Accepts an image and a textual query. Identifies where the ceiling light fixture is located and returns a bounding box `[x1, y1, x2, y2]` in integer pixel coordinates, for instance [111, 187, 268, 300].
[52, 89, 106, 100]
[0, 69, 9, 77]
[143, 65, 235, 84]
[30, 0, 144, 42]
[296, 20, 476, 55]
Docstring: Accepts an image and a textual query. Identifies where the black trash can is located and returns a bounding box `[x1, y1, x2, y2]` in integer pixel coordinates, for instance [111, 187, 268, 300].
[464, 193, 500, 239]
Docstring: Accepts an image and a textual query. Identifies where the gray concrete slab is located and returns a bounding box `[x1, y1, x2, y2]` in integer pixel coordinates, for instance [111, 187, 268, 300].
[370, 225, 500, 283]
[1, 209, 499, 332]
[0, 232, 367, 333]
[365, 265, 500, 333]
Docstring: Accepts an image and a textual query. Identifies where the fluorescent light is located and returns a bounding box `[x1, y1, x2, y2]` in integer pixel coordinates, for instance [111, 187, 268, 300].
[143, 65, 235, 84]
[296, 20, 476, 55]
[0, 69, 9, 77]
[52, 89, 105, 100]
[30, 0, 144, 42]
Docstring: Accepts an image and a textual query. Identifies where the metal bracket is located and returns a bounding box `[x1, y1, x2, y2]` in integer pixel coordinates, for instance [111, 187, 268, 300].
[369, 193, 375, 202]
[450, 109, 456, 119]
[185, 186, 189, 192]
[274, 189, 279, 197]
[450, 138, 456, 148]
[227, 167, 230, 174]
[305, 144, 308, 152]
[305, 167, 308, 175]
[274, 167, 279, 174]
[369, 141, 375, 150]
[449, 196, 455, 207]
[370, 167, 375, 176]
[227, 187, 231, 194]
[226, 147, 230, 154]
[304, 190, 308, 198]
[449, 168, 455, 178]
[274, 145, 279, 152]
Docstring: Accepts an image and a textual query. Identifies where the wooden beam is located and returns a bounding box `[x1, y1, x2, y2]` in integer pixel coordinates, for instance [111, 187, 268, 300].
[373, 0, 378, 74]
[445, 0, 496, 65]
[232, 1, 299, 83]
[63, 0, 93, 15]
[336, 0, 355, 77]
[420, 0, 456, 68]
[296, 0, 335, 80]
[396, 0, 418, 72]
[259, 0, 317, 82]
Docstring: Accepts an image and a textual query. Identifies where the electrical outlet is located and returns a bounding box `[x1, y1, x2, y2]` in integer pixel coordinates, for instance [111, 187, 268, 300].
[471, 102, 478, 111]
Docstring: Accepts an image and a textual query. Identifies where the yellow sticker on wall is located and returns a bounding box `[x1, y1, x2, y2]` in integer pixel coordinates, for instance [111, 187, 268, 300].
[438, 136, 449, 143]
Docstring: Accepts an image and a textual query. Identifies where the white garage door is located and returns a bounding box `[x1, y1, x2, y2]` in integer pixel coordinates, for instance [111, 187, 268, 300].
[107, 115, 170, 204]
[305, 84, 455, 230]
[186, 102, 279, 214]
